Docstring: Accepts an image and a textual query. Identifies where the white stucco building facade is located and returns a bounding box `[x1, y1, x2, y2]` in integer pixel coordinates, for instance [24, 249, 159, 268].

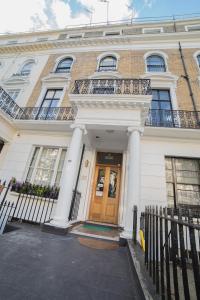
[1, 17, 200, 239]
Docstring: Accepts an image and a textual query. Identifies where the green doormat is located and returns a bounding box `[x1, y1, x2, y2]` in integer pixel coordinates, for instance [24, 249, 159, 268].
[83, 224, 112, 232]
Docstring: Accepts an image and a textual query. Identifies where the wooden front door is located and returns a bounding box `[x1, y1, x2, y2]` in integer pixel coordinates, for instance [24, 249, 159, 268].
[89, 164, 121, 224]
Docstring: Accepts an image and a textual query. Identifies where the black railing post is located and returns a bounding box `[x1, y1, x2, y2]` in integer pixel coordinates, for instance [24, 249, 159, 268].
[160, 207, 165, 300]
[178, 209, 190, 300]
[188, 210, 200, 300]
[164, 207, 171, 300]
[170, 208, 179, 300]
[133, 205, 138, 244]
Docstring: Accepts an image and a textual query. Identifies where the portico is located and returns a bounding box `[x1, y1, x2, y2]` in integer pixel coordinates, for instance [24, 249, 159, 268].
[49, 78, 152, 238]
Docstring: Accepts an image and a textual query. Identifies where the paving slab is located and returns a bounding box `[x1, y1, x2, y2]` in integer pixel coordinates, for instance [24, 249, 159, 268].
[0, 223, 145, 300]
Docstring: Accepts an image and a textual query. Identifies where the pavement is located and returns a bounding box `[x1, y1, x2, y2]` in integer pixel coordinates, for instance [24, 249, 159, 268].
[0, 223, 145, 300]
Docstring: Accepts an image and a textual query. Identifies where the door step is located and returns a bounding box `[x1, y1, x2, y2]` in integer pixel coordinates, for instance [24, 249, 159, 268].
[69, 222, 121, 242]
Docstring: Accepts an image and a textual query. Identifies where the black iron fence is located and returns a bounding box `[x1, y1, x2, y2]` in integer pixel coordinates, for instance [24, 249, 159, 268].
[0, 180, 58, 227]
[142, 206, 200, 300]
[71, 79, 152, 95]
[0, 201, 15, 234]
[145, 109, 200, 129]
[12, 191, 56, 224]
[68, 190, 81, 221]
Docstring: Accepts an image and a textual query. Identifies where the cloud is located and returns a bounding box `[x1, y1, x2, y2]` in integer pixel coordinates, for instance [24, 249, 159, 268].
[0, 0, 139, 34]
[143, 0, 155, 8]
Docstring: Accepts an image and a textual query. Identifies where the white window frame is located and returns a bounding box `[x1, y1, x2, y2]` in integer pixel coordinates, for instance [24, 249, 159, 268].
[18, 59, 36, 76]
[96, 52, 120, 72]
[144, 51, 169, 73]
[35, 85, 66, 108]
[142, 27, 163, 34]
[26, 146, 67, 186]
[53, 55, 76, 73]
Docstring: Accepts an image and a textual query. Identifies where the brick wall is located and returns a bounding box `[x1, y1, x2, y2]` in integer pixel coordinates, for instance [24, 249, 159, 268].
[26, 48, 200, 111]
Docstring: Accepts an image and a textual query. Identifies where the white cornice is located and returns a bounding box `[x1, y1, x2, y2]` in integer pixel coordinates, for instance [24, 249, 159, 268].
[0, 31, 200, 55]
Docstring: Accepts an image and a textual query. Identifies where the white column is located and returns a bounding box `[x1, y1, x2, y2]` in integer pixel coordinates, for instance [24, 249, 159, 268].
[122, 127, 142, 238]
[51, 124, 86, 228]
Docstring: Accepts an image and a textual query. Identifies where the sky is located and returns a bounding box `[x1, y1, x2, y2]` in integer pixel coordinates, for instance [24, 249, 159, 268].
[0, 0, 200, 34]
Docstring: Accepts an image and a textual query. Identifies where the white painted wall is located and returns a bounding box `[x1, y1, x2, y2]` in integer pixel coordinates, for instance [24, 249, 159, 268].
[0, 131, 72, 182]
[0, 53, 50, 107]
[140, 137, 200, 211]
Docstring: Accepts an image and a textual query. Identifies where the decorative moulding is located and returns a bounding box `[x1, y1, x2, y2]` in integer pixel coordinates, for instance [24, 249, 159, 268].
[88, 71, 122, 79]
[42, 72, 71, 83]
[2, 75, 29, 86]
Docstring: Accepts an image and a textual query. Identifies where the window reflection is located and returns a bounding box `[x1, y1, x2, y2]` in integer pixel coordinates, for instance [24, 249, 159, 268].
[96, 169, 105, 197]
[108, 170, 117, 198]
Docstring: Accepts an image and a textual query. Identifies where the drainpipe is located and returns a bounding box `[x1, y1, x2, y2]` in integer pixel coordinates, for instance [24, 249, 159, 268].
[178, 41, 198, 113]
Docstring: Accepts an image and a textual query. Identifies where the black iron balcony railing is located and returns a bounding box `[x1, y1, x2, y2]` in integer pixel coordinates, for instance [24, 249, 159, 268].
[0, 87, 23, 118]
[15, 107, 75, 121]
[71, 79, 152, 95]
[145, 109, 200, 129]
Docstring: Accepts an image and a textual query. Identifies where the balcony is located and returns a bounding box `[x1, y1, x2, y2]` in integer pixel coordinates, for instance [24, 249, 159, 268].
[15, 107, 75, 121]
[145, 109, 200, 129]
[0, 86, 75, 121]
[71, 79, 152, 95]
[0, 87, 23, 118]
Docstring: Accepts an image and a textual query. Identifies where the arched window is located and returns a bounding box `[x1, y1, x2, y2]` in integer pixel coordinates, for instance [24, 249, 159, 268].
[98, 56, 117, 71]
[146, 55, 166, 72]
[55, 58, 73, 73]
[197, 54, 200, 68]
[20, 61, 34, 76]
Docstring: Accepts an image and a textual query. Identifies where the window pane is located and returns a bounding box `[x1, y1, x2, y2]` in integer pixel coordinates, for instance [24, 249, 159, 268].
[54, 90, 63, 99]
[55, 149, 67, 187]
[26, 147, 40, 182]
[165, 157, 200, 207]
[151, 101, 159, 109]
[21, 62, 34, 75]
[160, 101, 171, 110]
[34, 148, 59, 186]
[50, 100, 59, 107]
[108, 169, 117, 198]
[96, 168, 105, 197]
[41, 100, 49, 108]
[159, 90, 170, 101]
[45, 90, 55, 99]
[147, 55, 166, 72]
[152, 90, 159, 100]
[99, 56, 116, 71]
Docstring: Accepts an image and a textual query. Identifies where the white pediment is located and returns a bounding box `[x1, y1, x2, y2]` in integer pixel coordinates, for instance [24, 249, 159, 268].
[89, 71, 121, 79]
[42, 73, 71, 83]
[141, 72, 179, 83]
[3, 75, 29, 86]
